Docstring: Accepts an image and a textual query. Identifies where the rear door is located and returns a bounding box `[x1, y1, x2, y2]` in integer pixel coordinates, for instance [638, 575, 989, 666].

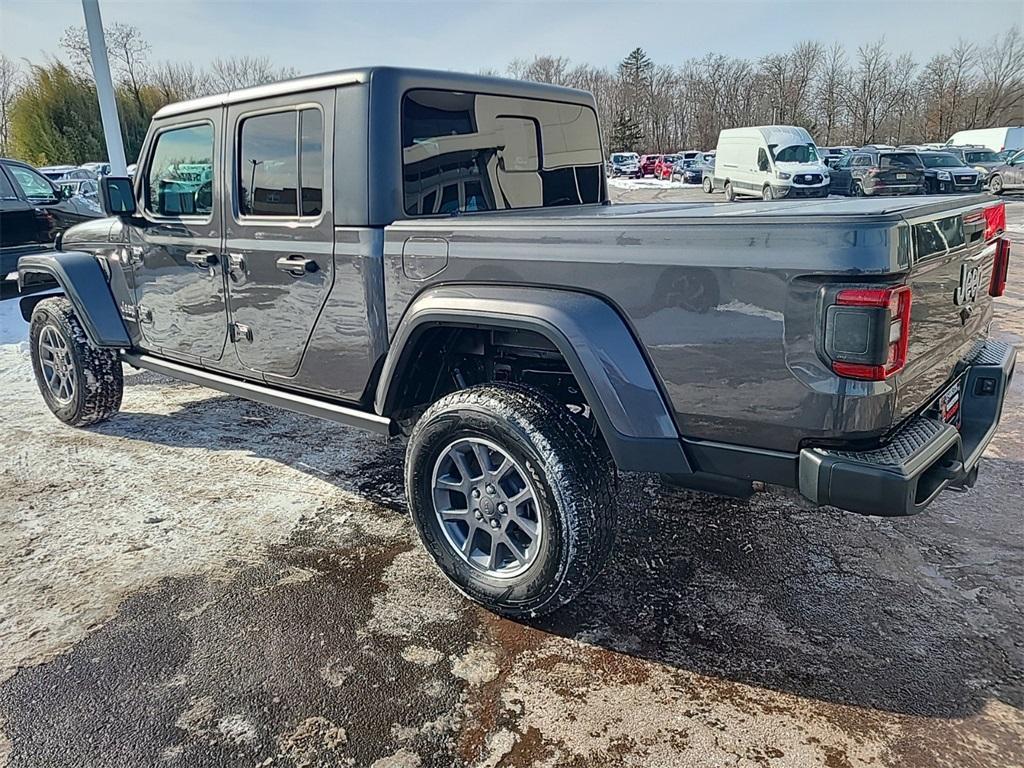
[223, 89, 334, 377]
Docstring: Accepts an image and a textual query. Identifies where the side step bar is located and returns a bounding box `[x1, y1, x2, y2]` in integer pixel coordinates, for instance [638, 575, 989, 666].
[122, 353, 395, 436]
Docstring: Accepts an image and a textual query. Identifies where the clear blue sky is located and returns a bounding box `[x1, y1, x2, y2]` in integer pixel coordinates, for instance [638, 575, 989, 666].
[2, 0, 1021, 75]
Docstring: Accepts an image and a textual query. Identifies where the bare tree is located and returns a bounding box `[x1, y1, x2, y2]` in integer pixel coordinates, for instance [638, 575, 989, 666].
[0, 53, 22, 154]
[977, 25, 1024, 126]
[150, 61, 214, 103]
[60, 23, 150, 109]
[815, 43, 847, 144]
[208, 56, 297, 91]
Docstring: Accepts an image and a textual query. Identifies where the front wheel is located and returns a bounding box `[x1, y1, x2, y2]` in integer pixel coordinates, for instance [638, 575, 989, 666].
[852, 181, 864, 197]
[29, 297, 123, 426]
[989, 175, 1004, 195]
[405, 384, 616, 618]
[762, 185, 774, 201]
[724, 181, 736, 202]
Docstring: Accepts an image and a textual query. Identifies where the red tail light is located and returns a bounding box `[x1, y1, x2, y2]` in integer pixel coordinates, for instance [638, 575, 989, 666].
[983, 202, 1006, 241]
[826, 286, 912, 381]
[990, 238, 1011, 297]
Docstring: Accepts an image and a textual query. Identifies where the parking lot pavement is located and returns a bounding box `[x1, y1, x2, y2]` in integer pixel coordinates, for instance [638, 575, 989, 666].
[0, 200, 1022, 768]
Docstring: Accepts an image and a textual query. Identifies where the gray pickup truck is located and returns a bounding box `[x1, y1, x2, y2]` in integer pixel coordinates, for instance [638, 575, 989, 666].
[17, 68, 1016, 617]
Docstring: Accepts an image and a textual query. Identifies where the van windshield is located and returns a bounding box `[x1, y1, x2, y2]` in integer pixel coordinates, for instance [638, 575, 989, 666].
[770, 143, 819, 163]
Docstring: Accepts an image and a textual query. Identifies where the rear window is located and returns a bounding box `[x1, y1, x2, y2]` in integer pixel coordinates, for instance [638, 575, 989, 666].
[238, 108, 323, 218]
[402, 89, 604, 216]
[915, 215, 966, 259]
[880, 153, 923, 169]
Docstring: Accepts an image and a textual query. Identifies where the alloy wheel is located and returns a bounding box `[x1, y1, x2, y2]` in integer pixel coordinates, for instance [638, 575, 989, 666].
[38, 325, 76, 404]
[431, 437, 542, 578]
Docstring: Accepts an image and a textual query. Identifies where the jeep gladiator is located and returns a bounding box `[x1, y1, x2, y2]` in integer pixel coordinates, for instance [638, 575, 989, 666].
[17, 68, 1015, 616]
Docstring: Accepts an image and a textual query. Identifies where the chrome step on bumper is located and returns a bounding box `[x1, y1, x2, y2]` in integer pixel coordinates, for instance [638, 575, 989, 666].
[798, 340, 1016, 517]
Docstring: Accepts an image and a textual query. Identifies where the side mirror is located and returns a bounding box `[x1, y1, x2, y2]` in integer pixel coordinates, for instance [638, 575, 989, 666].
[99, 176, 136, 217]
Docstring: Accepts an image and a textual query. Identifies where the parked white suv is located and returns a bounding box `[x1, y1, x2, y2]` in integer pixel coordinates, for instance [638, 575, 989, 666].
[714, 126, 830, 201]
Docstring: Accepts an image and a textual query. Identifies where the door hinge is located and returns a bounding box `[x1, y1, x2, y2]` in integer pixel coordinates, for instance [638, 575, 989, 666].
[230, 322, 253, 343]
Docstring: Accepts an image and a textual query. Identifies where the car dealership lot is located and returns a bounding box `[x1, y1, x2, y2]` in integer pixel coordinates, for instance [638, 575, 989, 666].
[0, 196, 1021, 768]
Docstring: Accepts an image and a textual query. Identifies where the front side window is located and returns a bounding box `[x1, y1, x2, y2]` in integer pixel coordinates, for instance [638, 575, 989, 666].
[239, 108, 323, 217]
[8, 164, 55, 199]
[401, 89, 603, 215]
[147, 123, 215, 217]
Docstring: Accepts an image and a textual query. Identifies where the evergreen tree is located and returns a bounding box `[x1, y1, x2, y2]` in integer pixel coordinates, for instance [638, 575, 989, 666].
[610, 111, 644, 151]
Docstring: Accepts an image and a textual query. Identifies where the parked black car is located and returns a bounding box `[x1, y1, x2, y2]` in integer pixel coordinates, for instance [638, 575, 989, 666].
[830, 149, 925, 196]
[918, 151, 983, 193]
[1, 158, 102, 291]
[986, 148, 1024, 195]
[940, 145, 1004, 180]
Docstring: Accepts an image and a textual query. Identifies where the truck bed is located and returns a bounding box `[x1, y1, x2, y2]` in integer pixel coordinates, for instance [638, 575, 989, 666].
[385, 194, 1002, 454]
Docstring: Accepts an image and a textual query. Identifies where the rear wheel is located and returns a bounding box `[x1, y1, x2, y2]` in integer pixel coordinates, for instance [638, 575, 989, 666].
[702, 177, 713, 194]
[989, 175, 1004, 195]
[29, 297, 123, 426]
[405, 383, 616, 618]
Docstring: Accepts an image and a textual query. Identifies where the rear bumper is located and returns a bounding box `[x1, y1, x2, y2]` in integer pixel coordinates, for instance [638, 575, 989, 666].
[798, 340, 1016, 516]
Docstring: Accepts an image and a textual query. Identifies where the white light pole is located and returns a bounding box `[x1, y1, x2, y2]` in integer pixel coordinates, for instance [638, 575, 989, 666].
[82, 0, 127, 175]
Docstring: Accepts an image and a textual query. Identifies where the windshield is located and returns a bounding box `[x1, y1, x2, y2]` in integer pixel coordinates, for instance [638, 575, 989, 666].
[921, 153, 962, 168]
[770, 143, 819, 163]
[965, 151, 998, 164]
[611, 154, 634, 163]
[880, 153, 923, 169]
[662, 155, 679, 163]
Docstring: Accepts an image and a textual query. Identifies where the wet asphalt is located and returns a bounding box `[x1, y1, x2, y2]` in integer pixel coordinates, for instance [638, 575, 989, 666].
[0, 192, 1022, 768]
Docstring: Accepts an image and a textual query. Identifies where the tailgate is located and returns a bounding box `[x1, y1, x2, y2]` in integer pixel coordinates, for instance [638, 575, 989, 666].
[893, 200, 1004, 422]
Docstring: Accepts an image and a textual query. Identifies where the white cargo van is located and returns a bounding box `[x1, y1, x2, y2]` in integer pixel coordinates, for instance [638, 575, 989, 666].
[714, 126, 830, 201]
[946, 127, 1024, 153]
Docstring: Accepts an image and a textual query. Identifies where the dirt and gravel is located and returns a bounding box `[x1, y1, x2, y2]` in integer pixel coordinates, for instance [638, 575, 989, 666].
[0, 191, 1022, 768]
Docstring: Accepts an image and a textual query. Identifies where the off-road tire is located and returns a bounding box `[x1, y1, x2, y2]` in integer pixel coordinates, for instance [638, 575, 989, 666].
[702, 177, 713, 194]
[29, 297, 123, 426]
[988, 175, 1003, 195]
[405, 383, 616, 618]
[724, 181, 735, 201]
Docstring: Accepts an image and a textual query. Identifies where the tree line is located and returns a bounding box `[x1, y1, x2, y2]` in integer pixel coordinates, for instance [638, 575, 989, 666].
[1, 24, 1021, 164]
[493, 29, 1023, 152]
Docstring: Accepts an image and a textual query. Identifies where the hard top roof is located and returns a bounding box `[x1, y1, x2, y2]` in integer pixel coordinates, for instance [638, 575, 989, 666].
[153, 66, 595, 119]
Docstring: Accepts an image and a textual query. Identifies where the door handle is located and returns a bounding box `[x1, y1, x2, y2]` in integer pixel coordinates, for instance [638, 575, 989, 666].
[275, 255, 318, 276]
[185, 249, 218, 268]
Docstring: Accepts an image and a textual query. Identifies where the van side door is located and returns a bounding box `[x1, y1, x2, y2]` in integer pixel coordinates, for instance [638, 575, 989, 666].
[130, 112, 228, 362]
[223, 90, 335, 377]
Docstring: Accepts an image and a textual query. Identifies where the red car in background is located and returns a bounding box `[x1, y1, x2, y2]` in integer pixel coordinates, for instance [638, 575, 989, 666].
[639, 154, 661, 177]
[654, 154, 680, 180]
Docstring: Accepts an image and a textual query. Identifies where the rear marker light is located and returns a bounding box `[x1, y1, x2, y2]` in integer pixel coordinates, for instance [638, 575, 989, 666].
[829, 286, 912, 381]
[990, 238, 1011, 297]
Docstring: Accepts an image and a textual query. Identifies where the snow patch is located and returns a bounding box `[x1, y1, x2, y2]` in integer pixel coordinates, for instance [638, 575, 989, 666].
[607, 176, 702, 191]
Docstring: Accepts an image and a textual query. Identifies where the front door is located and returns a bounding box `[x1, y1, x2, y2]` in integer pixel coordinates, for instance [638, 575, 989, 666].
[131, 112, 228, 362]
[223, 90, 334, 377]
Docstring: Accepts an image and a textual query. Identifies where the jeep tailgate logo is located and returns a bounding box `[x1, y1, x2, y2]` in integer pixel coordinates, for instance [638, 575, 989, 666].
[954, 263, 981, 307]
